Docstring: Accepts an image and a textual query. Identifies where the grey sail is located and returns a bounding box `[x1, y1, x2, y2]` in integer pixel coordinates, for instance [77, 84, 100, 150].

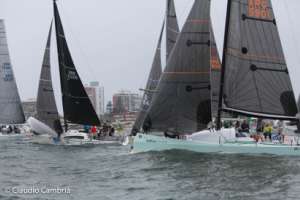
[166, 0, 180, 60]
[221, 0, 298, 120]
[36, 22, 63, 134]
[210, 23, 221, 118]
[145, 0, 212, 134]
[131, 22, 164, 134]
[0, 19, 25, 124]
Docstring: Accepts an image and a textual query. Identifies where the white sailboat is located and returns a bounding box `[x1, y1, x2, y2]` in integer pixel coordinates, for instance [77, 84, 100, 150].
[0, 19, 26, 137]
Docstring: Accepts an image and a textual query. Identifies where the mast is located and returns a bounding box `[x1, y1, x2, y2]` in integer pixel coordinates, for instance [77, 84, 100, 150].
[216, 0, 232, 130]
[53, 0, 67, 132]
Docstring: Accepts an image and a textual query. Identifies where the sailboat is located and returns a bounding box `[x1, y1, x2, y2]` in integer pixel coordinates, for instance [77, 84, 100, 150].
[0, 19, 26, 136]
[132, 0, 300, 156]
[28, 0, 101, 145]
[141, 0, 212, 135]
[131, 0, 180, 135]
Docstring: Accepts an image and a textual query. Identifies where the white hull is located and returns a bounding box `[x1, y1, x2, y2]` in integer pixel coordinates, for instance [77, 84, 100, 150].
[28, 123, 122, 146]
[0, 132, 23, 138]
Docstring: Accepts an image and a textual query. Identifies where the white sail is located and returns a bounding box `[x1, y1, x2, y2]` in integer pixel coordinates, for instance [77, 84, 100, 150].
[0, 19, 25, 124]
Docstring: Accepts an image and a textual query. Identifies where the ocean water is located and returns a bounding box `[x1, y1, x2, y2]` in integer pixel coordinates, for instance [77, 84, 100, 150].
[1, 136, 300, 200]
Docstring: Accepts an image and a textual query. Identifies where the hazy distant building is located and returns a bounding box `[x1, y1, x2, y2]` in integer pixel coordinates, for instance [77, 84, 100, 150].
[85, 81, 105, 116]
[106, 101, 113, 114]
[112, 90, 142, 114]
[22, 98, 36, 119]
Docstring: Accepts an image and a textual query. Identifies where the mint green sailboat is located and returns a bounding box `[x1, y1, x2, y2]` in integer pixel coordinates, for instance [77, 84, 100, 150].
[131, 0, 300, 156]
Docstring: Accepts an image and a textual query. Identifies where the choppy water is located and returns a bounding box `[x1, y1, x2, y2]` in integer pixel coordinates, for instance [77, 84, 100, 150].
[1, 136, 300, 200]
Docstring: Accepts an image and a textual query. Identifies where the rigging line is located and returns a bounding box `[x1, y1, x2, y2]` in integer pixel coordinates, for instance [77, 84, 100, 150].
[58, 3, 99, 85]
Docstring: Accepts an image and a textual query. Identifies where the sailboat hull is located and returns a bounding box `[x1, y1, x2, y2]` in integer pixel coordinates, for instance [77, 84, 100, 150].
[28, 117, 123, 145]
[132, 133, 300, 156]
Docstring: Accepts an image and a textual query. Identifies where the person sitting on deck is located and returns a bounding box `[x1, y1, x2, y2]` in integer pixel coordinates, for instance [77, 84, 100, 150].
[235, 121, 241, 130]
[263, 123, 273, 141]
[164, 130, 180, 139]
[272, 124, 285, 143]
[240, 120, 250, 133]
[84, 125, 90, 133]
[109, 127, 115, 137]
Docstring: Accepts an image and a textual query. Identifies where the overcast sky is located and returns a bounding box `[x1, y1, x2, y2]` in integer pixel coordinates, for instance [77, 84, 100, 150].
[1, 0, 300, 113]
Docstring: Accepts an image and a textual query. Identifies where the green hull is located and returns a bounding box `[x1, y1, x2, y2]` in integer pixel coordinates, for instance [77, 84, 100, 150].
[133, 133, 300, 156]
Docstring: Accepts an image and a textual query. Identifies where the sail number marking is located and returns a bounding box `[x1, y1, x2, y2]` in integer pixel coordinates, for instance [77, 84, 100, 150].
[2, 63, 14, 81]
[66, 70, 79, 80]
[248, 0, 271, 19]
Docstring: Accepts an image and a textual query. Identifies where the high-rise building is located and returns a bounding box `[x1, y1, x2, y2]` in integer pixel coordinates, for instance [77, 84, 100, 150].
[106, 101, 113, 114]
[84, 82, 105, 116]
[112, 90, 142, 114]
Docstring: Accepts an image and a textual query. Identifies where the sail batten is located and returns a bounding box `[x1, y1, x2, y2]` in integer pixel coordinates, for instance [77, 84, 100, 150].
[220, 0, 298, 119]
[0, 19, 25, 124]
[36, 22, 63, 134]
[53, 1, 100, 126]
[145, 0, 212, 134]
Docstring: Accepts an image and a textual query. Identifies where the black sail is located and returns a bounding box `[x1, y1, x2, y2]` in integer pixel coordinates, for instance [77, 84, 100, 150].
[298, 95, 300, 113]
[210, 23, 221, 118]
[221, 0, 298, 120]
[131, 22, 164, 134]
[145, 0, 212, 134]
[53, 1, 100, 126]
[36, 22, 63, 134]
[166, 0, 180, 60]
